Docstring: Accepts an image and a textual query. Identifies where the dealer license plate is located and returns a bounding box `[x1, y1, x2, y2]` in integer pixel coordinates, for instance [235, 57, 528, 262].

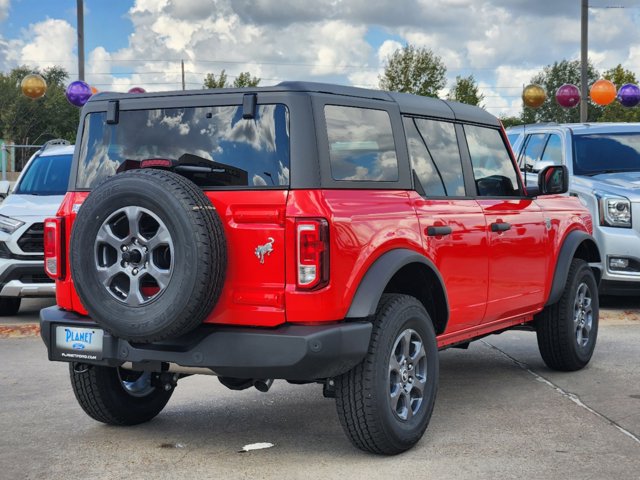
[54, 326, 104, 361]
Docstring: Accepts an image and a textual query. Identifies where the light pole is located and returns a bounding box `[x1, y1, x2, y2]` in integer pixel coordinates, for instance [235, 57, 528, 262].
[580, 0, 588, 122]
[77, 0, 85, 81]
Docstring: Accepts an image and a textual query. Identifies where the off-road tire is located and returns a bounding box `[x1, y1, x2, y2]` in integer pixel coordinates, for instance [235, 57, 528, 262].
[536, 258, 599, 371]
[69, 364, 173, 425]
[0, 297, 20, 316]
[335, 294, 439, 455]
[70, 169, 226, 343]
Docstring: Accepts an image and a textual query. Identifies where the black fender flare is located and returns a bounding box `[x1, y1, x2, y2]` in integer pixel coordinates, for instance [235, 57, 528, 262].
[546, 230, 601, 306]
[346, 249, 449, 325]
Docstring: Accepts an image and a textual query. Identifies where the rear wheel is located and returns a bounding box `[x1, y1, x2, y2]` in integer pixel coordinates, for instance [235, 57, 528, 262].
[335, 294, 439, 455]
[0, 297, 21, 316]
[69, 363, 174, 425]
[536, 258, 599, 371]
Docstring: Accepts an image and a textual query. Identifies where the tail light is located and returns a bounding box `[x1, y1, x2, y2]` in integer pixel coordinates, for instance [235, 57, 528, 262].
[296, 218, 329, 290]
[44, 217, 65, 279]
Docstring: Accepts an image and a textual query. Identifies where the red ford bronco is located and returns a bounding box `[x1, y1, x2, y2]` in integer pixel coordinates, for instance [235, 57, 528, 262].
[40, 82, 601, 455]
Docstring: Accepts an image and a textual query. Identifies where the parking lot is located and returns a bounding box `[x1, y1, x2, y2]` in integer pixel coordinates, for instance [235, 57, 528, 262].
[0, 297, 638, 479]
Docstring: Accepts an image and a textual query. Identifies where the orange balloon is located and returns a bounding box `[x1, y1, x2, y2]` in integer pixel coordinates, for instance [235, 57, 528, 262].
[21, 74, 47, 99]
[522, 84, 546, 108]
[91, 86, 98, 95]
[590, 79, 617, 106]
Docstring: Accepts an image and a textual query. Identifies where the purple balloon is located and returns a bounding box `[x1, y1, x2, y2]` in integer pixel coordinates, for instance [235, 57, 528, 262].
[555, 83, 581, 108]
[128, 87, 146, 94]
[65, 80, 92, 107]
[617, 83, 640, 107]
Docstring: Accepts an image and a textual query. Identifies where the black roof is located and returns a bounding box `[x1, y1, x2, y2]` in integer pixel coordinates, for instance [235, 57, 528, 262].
[89, 81, 499, 127]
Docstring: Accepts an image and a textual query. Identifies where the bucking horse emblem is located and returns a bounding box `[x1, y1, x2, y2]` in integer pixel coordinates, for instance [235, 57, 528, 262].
[255, 237, 275, 264]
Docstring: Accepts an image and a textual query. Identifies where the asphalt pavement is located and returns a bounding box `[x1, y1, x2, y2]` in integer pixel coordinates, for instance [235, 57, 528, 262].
[0, 298, 638, 479]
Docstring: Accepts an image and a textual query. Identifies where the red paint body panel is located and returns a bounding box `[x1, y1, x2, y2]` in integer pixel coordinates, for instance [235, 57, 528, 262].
[477, 198, 548, 322]
[409, 192, 489, 331]
[285, 190, 422, 323]
[53, 187, 593, 346]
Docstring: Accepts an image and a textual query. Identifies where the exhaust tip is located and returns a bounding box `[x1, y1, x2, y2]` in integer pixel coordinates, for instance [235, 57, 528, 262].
[253, 379, 274, 392]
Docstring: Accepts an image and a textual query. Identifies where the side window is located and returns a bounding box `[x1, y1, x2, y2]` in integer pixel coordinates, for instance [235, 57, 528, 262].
[519, 133, 547, 170]
[541, 134, 562, 165]
[465, 125, 521, 197]
[325, 105, 398, 181]
[403, 118, 445, 196]
[410, 118, 466, 196]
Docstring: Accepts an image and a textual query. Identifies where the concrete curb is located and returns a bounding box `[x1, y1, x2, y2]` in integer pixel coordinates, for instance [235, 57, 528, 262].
[0, 324, 40, 338]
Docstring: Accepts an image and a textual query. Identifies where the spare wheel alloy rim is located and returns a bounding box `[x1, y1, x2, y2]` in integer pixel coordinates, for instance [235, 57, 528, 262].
[94, 205, 175, 307]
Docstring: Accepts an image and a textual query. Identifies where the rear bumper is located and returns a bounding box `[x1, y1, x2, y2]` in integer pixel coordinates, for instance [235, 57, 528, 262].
[40, 306, 372, 380]
[0, 264, 54, 297]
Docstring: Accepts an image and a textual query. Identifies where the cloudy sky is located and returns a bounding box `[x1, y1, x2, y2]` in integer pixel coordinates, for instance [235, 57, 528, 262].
[1, 0, 640, 116]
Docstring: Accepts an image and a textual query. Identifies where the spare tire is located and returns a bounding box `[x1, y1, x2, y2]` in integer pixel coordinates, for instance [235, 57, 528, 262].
[70, 169, 226, 343]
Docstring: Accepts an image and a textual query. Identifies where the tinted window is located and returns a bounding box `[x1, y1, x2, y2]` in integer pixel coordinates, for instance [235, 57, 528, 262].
[15, 154, 73, 195]
[404, 118, 465, 196]
[415, 119, 466, 196]
[573, 133, 640, 175]
[520, 133, 547, 170]
[325, 105, 398, 181]
[507, 133, 520, 146]
[541, 134, 562, 165]
[77, 104, 290, 189]
[465, 125, 520, 197]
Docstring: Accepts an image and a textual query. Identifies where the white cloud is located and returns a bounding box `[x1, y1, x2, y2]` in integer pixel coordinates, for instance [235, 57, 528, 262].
[0, 0, 9, 23]
[15, 18, 76, 72]
[2, 0, 640, 119]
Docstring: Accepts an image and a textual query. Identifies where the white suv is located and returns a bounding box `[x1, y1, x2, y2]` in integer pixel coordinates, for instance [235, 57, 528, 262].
[507, 123, 640, 295]
[0, 141, 73, 314]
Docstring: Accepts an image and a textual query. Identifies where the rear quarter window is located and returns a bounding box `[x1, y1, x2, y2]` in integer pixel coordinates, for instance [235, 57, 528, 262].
[324, 105, 398, 181]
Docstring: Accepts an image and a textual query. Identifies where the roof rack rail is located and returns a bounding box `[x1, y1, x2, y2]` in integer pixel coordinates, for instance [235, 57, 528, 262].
[41, 139, 71, 151]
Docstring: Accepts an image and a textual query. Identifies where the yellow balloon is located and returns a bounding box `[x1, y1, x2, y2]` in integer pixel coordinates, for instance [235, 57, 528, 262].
[21, 74, 47, 99]
[522, 84, 546, 108]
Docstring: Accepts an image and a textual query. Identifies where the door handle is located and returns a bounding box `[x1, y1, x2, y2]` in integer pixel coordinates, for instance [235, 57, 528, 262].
[490, 222, 511, 232]
[426, 226, 452, 236]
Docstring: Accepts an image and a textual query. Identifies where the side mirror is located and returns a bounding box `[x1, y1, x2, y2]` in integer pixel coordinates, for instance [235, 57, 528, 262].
[538, 165, 568, 195]
[0, 180, 11, 200]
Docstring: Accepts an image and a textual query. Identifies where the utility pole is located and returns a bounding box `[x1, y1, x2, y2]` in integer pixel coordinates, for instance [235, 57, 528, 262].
[181, 60, 185, 90]
[77, 0, 85, 81]
[580, 0, 588, 122]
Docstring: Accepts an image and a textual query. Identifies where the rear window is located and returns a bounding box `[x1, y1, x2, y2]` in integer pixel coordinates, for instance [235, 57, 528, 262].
[77, 104, 290, 189]
[15, 154, 73, 195]
[573, 133, 640, 175]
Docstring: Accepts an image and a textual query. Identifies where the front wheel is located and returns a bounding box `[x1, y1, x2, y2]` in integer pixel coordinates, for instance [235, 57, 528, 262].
[536, 258, 599, 371]
[69, 364, 174, 425]
[335, 294, 439, 455]
[0, 297, 21, 316]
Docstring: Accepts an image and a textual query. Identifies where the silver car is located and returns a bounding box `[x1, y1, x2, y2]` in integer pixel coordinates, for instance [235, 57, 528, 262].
[507, 123, 640, 295]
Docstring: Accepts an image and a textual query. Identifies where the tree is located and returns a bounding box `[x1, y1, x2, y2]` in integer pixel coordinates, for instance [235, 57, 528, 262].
[600, 64, 640, 122]
[203, 69, 260, 89]
[447, 75, 484, 106]
[522, 59, 601, 124]
[0, 65, 79, 170]
[379, 44, 446, 98]
[499, 115, 524, 128]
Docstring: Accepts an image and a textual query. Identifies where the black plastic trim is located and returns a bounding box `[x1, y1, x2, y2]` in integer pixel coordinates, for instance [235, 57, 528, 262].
[346, 248, 449, 323]
[546, 230, 601, 306]
[0, 264, 52, 291]
[40, 306, 372, 380]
